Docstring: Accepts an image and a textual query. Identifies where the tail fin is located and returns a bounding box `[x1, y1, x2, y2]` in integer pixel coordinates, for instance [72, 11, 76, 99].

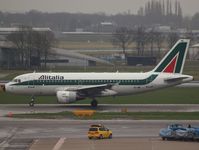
[152, 39, 190, 74]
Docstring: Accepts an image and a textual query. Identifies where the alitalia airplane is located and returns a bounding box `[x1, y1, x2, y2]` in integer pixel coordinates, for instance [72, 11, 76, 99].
[2, 39, 193, 107]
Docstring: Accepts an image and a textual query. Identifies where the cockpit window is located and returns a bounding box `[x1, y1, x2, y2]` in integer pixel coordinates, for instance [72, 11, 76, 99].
[13, 79, 17, 82]
[13, 79, 21, 83]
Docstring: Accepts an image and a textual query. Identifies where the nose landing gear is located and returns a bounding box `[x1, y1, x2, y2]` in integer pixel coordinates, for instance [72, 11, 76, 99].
[0, 85, 5, 92]
[29, 96, 35, 107]
[91, 99, 98, 108]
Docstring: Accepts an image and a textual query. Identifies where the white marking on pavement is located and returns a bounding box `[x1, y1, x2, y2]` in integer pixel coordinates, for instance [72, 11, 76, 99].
[52, 137, 66, 150]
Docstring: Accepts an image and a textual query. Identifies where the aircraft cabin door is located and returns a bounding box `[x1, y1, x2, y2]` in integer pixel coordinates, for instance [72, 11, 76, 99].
[28, 78, 35, 88]
[78, 79, 83, 86]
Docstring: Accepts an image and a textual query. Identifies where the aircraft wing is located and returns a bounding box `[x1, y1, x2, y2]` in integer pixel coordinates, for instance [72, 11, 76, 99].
[77, 84, 113, 91]
[164, 77, 189, 83]
[67, 83, 116, 97]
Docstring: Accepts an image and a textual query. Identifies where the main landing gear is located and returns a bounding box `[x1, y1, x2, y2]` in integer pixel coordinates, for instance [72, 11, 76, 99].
[91, 99, 98, 107]
[29, 96, 35, 107]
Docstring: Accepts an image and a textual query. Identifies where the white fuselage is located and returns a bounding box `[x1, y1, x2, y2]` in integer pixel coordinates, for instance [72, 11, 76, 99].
[5, 72, 193, 97]
[4, 39, 193, 105]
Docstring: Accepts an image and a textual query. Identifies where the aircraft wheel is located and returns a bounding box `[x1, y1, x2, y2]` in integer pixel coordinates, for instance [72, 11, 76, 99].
[109, 134, 112, 139]
[29, 101, 34, 107]
[99, 134, 103, 139]
[162, 137, 166, 140]
[29, 96, 35, 107]
[91, 99, 98, 107]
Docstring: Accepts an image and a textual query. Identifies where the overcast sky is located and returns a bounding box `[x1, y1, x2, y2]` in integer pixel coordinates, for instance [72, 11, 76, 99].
[0, 0, 198, 16]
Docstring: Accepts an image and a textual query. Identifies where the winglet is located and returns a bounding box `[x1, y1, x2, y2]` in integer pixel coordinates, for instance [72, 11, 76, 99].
[152, 39, 190, 74]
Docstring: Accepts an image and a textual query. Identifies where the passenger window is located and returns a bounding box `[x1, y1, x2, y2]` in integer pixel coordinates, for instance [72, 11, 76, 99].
[99, 128, 105, 131]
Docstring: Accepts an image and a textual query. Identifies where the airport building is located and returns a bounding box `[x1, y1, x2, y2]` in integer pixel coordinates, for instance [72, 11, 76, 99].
[0, 27, 111, 69]
[0, 27, 51, 69]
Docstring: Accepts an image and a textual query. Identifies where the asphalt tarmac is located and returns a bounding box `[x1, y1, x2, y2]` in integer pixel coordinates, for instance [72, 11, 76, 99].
[30, 138, 199, 150]
[0, 118, 199, 149]
[1, 104, 199, 149]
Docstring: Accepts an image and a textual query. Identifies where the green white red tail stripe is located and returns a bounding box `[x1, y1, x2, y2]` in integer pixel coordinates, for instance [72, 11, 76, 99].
[163, 54, 178, 73]
[153, 39, 190, 74]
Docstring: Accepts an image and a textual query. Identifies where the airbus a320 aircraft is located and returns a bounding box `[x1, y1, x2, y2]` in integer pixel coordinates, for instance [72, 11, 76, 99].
[3, 39, 193, 107]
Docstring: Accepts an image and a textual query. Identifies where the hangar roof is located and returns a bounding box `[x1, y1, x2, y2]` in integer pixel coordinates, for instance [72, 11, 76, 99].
[51, 48, 113, 66]
[0, 27, 51, 33]
[192, 43, 199, 48]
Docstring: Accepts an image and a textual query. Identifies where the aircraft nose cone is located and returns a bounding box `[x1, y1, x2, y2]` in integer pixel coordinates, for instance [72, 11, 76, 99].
[0, 85, 6, 92]
[3, 85, 6, 92]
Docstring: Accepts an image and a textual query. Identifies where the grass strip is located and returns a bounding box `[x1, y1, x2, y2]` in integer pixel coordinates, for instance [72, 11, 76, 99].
[0, 87, 199, 104]
[9, 112, 199, 120]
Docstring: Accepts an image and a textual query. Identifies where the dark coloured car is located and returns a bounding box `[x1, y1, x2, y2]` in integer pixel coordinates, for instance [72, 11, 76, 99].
[159, 124, 199, 141]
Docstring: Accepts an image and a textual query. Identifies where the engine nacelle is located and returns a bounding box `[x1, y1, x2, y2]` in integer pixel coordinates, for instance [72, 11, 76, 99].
[56, 91, 77, 103]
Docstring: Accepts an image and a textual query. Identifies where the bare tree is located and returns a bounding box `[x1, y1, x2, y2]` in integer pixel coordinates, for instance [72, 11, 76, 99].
[184, 31, 195, 59]
[25, 27, 36, 68]
[148, 29, 156, 56]
[6, 26, 30, 67]
[192, 13, 199, 29]
[32, 31, 42, 66]
[185, 31, 195, 43]
[7, 26, 55, 69]
[134, 26, 148, 56]
[167, 32, 179, 48]
[155, 32, 165, 58]
[32, 30, 55, 68]
[40, 31, 55, 68]
[112, 27, 133, 61]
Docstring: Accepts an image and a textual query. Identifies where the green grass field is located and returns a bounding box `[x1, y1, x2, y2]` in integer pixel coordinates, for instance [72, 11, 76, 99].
[0, 87, 198, 104]
[10, 111, 199, 120]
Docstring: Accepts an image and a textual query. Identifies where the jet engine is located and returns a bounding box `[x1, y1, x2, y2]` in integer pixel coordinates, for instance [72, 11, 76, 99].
[56, 91, 77, 103]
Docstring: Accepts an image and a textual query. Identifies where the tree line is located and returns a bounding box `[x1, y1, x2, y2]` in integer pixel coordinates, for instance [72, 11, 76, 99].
[137, 0, 182, 27]
[112, 26, 197, 61]
[6, 26, 55, 69]
[0, 0, 198, 31]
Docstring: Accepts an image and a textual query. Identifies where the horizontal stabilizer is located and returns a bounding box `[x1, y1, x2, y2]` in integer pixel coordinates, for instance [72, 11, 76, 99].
[164, 77, 189, 83]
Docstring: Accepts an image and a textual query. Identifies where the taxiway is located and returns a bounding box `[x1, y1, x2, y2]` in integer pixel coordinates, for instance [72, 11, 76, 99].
[1, 104, 199, 149]
[0, 118, 199, 149]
